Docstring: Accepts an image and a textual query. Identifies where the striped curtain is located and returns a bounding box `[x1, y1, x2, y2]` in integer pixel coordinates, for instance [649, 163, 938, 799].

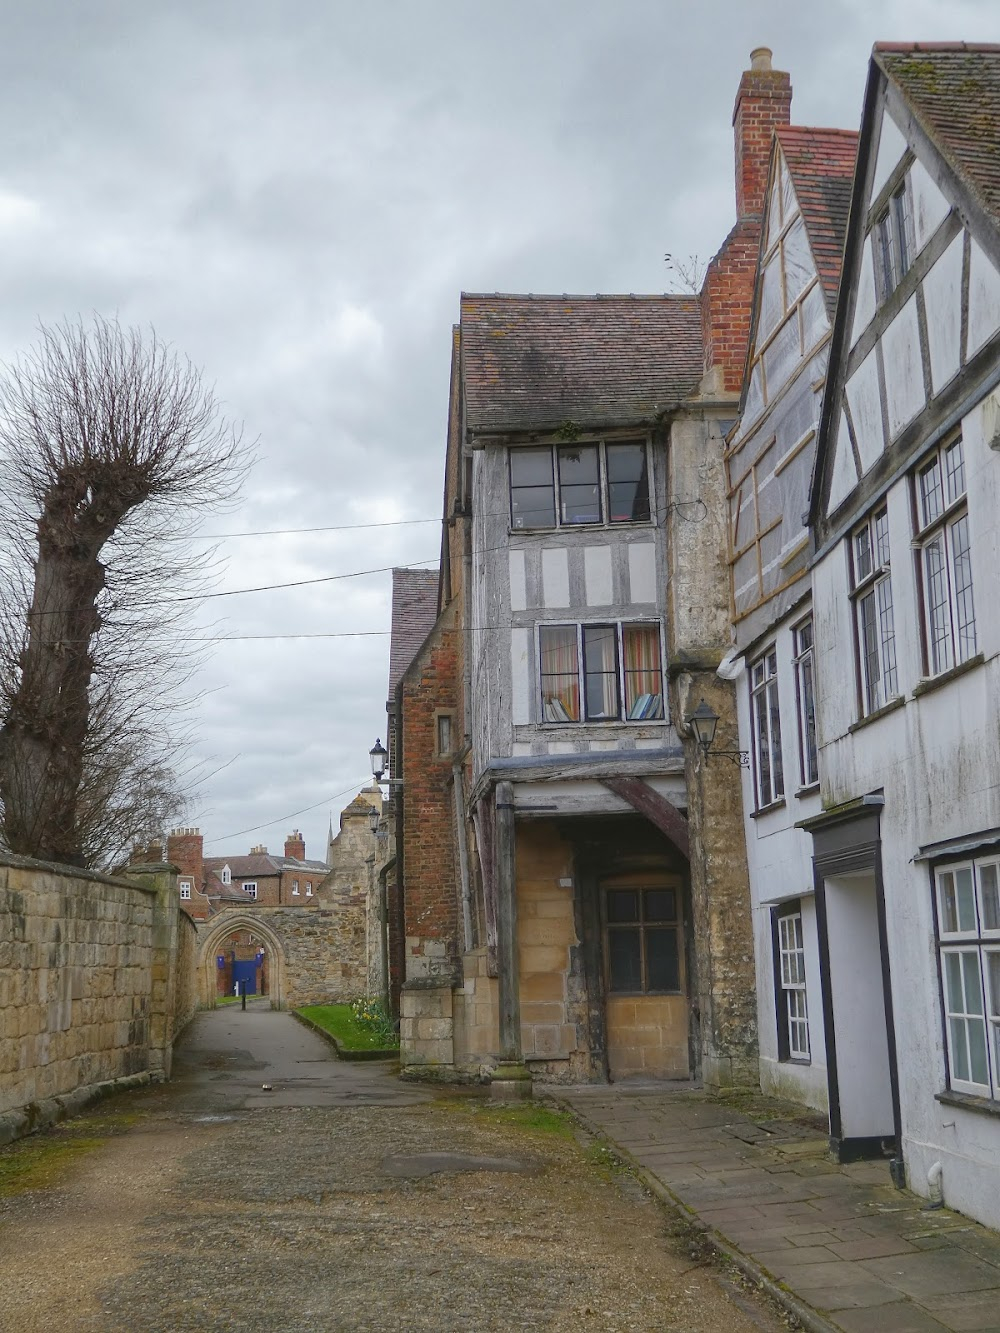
[623, 625, 663, 719]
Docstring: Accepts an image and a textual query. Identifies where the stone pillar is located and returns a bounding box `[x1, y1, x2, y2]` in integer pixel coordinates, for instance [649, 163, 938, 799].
[400, 980, 455, 1071]
[126, 862, 179, 1081]
[677, 670, 758, 1091]
[492, 781, 530, 1099]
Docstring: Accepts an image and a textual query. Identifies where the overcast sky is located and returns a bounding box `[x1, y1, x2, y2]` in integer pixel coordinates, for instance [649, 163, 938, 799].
[0, 0, 996, 862]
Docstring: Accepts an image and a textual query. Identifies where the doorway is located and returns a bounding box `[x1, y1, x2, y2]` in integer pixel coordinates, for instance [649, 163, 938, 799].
[601, 871, 689, 1081]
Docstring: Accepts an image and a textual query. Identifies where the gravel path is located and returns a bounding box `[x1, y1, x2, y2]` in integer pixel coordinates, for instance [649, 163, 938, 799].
[0, 1008, 785, 1332]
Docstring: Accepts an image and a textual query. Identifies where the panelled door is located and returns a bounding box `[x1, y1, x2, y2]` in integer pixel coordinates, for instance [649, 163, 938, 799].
[602, 871, 690, 1080]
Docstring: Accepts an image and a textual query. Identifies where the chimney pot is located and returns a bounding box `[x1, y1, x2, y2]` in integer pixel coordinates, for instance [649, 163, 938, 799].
[750, 47, 773, 72]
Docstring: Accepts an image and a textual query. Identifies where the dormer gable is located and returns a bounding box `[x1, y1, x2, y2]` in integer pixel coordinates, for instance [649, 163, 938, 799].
[811, 44, 1000, 547]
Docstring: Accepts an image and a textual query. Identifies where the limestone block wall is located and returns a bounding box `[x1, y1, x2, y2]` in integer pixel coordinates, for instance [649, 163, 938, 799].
[0, 854, 157, 1119]
[174, 912, 199, 1037]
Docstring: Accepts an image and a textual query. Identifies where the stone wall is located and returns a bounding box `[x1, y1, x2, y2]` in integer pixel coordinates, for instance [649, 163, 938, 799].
[196, 902, 368, 1011]
[0, 853, 196, 1142]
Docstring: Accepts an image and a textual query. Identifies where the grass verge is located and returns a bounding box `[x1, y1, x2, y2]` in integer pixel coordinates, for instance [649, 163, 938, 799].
[296, 1004, 399, 1052]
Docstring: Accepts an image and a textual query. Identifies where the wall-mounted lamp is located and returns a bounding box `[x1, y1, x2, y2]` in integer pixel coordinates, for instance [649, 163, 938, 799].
[687, 699, 750, 768]
[367, 804, 381, 836]
[369, 738, 388, 783]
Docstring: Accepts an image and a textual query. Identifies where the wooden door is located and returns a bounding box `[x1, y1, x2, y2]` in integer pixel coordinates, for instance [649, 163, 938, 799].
[602, 872, 690, 1081]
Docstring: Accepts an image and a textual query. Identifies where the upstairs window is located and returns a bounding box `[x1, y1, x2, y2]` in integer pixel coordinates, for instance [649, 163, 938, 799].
[750, 649, 783, 808]
[179, 881, 192, 901]
[538, 622, 663, 723]
[792, 619, 818, 788]
[914, 436, 976, 677]
[242, 881, 257, 900]
[509, 439, 651, 531]
[292, 880, 300, 896]
[851, 507, 898, 716]
[873, 179, 913, 303]
[306, 882, 313, 897]
[221, 864, 231, 886]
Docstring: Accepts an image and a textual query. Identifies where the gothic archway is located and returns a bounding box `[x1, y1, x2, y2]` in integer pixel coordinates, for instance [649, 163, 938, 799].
[197, 913, 288, 1010]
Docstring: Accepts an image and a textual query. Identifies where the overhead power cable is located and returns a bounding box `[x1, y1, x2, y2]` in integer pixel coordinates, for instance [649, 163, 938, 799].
[202, 774, 373, 845]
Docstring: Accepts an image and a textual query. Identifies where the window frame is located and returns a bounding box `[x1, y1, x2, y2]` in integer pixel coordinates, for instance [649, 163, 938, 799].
[292, 880, 300, 896]
[912, 435, 976, 679]
[933, 855, 1000, 1100]
[179, 880, 192, 901]
[772, 900, 811, 1063]
[749, 647, 784, 809]
[536, 620, 666, 725]
[242, 881, 258, 900]
[792, 617, 818, 789]
[602, 882, 684, 996]
[873, 177, 914, 304]
[850, 506, 899, 717]
[509, 437, 653, 532]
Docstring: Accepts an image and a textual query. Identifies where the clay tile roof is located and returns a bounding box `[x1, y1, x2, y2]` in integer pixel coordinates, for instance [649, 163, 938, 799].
[460, 293, 703, 434]
[204, 854, 282, 879]
[388, 567, 439, 696]
[875, 44, 1000, 227]
[776, 126, 859, 313]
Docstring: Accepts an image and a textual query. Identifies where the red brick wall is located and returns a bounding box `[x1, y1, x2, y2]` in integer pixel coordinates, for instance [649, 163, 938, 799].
[401, 614, 463, 972]
[702, 58, 792, 392]
[284, 831, 306, 861]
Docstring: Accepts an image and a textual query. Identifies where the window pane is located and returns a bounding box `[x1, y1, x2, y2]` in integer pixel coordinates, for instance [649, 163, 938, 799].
[623, 625, 663, 720]
[644, 889, 676, 923]
[980, 865, 1000, 933]
[945, 951, 965, 1012]
[920, 457, 944, 527]
[646, 928, 680, 992]
[944, 438, 966, 504]
[511, 448, 555, 529]
[858, 589, 880, 713]
[606, 443, 650, 522]
[607, 889, 640, 923]
[969, 1017, 990, 1086]
[539, 626, 580, 722]
[986, 950, 1000, 1018]
[854, 525, 873, 583]
[962, 949, 984, 1015]
[512, 485, 556, 529]
[558, 446, 601, 525]
[876, 577, 898, 700]
[924, 534, 952, 675]
[874, 510, 891, 567]
[939, 872, 959, 934]
[950, 514, 976, 662]
[950, 1016, 970, 1082]
[608, 929, 642, 991]
[956, 868, 977, 933]
[583, 625, 619, 719]
[892, 185, 911, 276]
[768, 679, 784, 799]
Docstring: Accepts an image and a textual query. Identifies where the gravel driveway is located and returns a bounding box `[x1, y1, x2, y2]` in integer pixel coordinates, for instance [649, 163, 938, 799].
[0, 1007, 784, 1332]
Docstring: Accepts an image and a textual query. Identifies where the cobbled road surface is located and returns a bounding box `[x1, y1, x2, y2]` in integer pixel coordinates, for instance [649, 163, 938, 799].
[0, 1005, 785, 1332]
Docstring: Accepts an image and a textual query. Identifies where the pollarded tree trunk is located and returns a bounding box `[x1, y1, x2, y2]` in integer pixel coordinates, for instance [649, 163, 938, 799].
[0, 474, 120, 865]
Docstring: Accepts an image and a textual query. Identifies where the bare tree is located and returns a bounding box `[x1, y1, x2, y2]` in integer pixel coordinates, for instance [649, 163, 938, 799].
[0, 316, 248, 866]
[663, 253, 707, 296]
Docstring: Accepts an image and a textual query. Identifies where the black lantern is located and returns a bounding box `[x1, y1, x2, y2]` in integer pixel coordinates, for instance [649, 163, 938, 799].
[369, 738, 388, 782]
[368, 804, 381, 835]
[686, 698, 750, 768]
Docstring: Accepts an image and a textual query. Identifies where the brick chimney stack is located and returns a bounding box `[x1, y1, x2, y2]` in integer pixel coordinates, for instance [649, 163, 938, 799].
[166, 827, 203, 888]
[701, 47, 792, 392]
[284, 830, 306, 862]
[733, 46, 792, 221]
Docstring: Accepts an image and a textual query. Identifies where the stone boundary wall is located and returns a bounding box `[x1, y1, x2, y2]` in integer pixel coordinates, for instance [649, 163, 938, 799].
[0, 853, 194, 1145]
[174, 911, 199, 1036]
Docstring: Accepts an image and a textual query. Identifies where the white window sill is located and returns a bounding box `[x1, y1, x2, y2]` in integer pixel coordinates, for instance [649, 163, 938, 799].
[912, 652, 985, 699]
[936, 1088, 1000, 1121]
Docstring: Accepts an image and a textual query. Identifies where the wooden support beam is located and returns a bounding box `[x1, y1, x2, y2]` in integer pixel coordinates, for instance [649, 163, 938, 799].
[494, 781, 522, 1063]
[600, 777, 690, 860]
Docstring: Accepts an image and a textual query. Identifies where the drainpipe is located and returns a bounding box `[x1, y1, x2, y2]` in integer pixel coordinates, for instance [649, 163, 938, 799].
[377, 855, 396, 1017]
[925, 1161, 943, 1209]
[453, 753, 473, 954]
[391, 680, 406, 1019]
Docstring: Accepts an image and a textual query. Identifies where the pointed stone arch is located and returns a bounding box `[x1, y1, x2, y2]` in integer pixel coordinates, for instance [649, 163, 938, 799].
[197, 913, 288, 1010]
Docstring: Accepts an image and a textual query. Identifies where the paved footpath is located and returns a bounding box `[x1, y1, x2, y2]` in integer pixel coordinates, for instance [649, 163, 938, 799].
[560, 1083, 1000, 1333]
[0, 1008, 787, 1333]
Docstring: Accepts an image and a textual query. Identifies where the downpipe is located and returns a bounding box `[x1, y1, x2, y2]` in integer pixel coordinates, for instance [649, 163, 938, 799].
[924, 1160, 944, 1210]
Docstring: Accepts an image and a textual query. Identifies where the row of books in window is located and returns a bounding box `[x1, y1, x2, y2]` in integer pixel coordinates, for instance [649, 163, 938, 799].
[542, 691, 664, 723]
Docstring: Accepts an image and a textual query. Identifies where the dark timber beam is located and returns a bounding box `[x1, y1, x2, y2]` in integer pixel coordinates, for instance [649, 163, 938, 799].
[600, 777, 690, 860]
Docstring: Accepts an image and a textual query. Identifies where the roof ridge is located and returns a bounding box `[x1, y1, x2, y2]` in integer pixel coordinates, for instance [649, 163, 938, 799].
[459, 292, 698, 303]
[875, 41, 1000, 54]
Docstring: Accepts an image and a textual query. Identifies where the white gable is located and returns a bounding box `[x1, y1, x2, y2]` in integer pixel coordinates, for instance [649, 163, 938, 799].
[968, 239, 1000, 358]
[846, 349, 884, 472]
[882, 295, 925, 438]
[910, 157, 952, 253]
[852, 238, 877, 346]
[870, 110, 907, 198]
[922, 233, 963, 394]
[828, 412, 859, 513]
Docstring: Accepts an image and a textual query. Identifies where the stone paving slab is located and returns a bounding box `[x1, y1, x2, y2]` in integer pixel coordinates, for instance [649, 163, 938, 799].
[560, 1084, 1000, 1333]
